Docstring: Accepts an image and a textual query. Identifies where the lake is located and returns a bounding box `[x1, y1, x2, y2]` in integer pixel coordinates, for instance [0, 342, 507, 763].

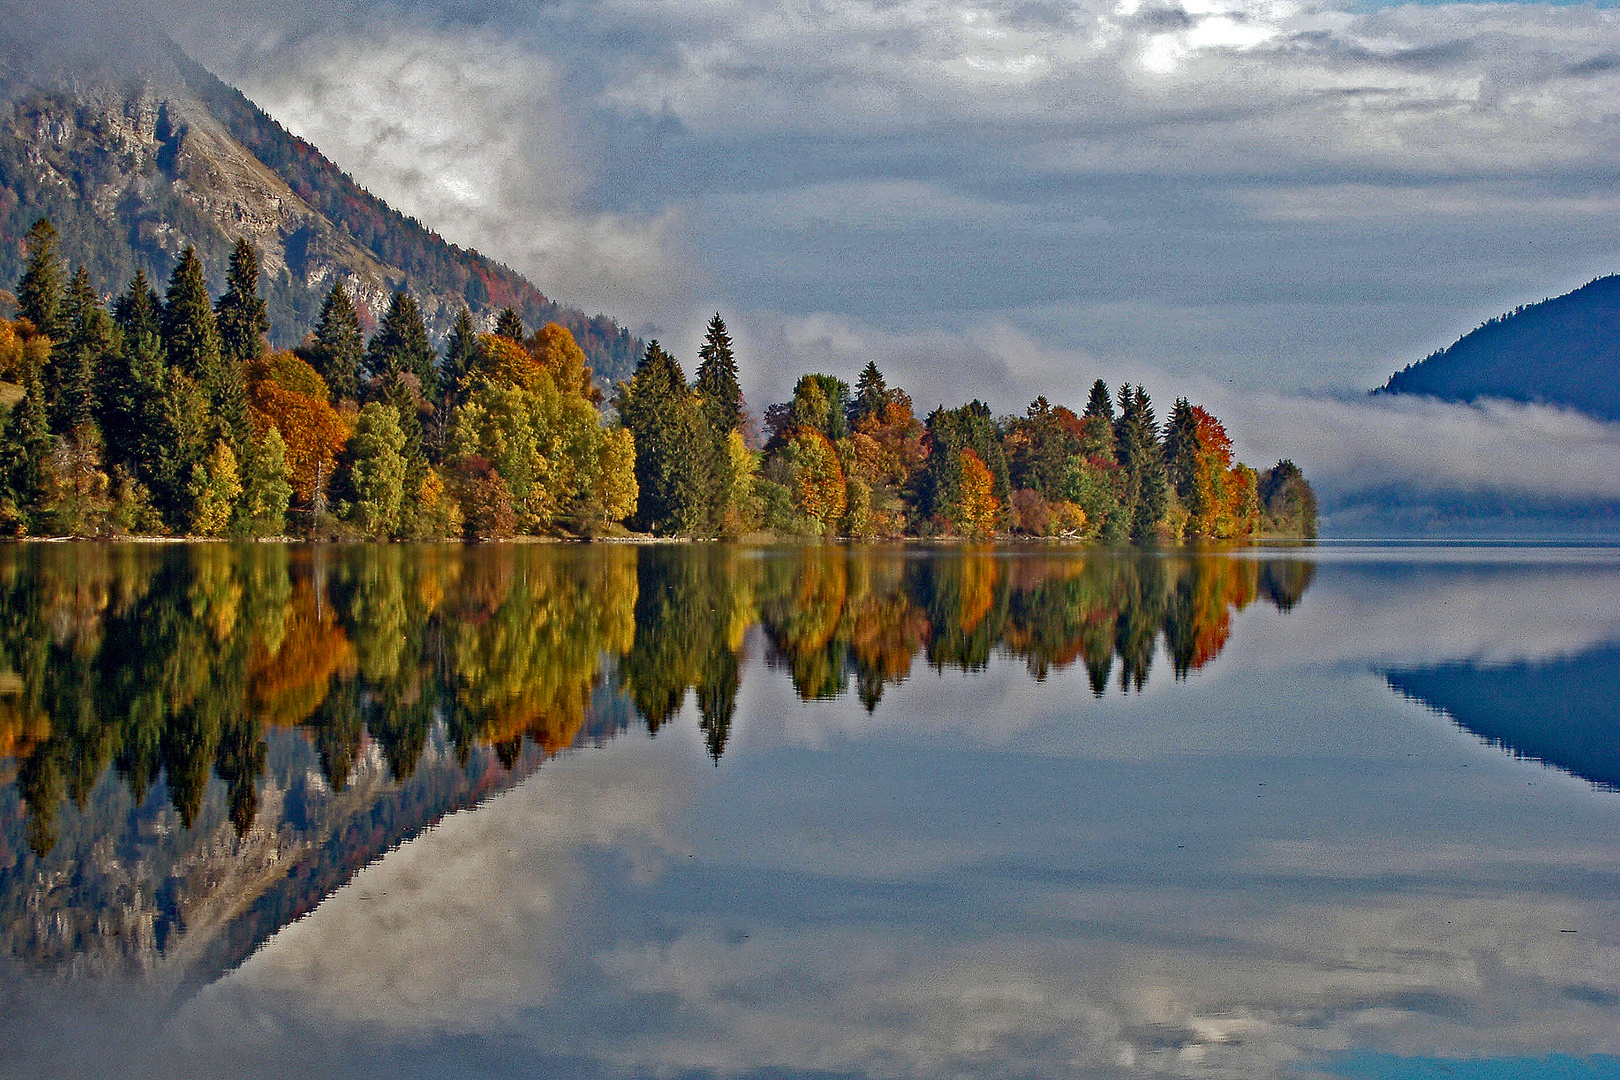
[1, 541, 1618, 1080]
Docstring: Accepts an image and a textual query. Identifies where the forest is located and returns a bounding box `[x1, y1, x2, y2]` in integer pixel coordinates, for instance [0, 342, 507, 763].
[0, 218, 1316, 542]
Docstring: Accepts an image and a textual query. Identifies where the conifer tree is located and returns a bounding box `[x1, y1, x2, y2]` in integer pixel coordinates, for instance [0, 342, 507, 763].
[695, 313, 742, 435]
[439, 307, 477, 407]
[694, 313, 743, 531]
[16, 217, 65, 340]
[160, 247, 221, 383]
[365, 291, 434, 387]
[1163, 397, 1201, 508]
[49, 268, 115, 434]
[102, 270, 162, 471]
[616, 341, 709, 534]
[1, 361, 52, 529]
[850, 361, 888, 427]
[494, 306, 525, 342]
[214, 238, 269, 366]
[310, 282, 363, 402]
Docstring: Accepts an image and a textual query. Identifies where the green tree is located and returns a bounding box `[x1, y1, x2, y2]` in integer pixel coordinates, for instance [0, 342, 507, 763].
[237, 428, 293, 537]
[49, 268, 116, 434]
[309, 282, 363, 402]
[104, 270, 166, 478]
[615, 341, 710, 535]
[494, 306, 525, 342]
[16, 217, 65, 340]
[1114, 385, 1167, 542]
[343, 402, 407, 537]
[160, 247, 221, 383]
[0, 361, 52, 530]
[695, 313, 742, 436]
[365, 291, 434, 387]
[214, 238, 270, 366]
[440, 306, 478, 407]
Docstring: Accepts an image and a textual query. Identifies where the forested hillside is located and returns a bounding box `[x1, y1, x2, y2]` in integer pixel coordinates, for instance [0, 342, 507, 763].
[0, 31, 640, 383]
[1378, 275, 1620, 421]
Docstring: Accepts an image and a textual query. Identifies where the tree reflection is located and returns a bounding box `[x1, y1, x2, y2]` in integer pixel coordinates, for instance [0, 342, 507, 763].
[0, 543, 1310, 858]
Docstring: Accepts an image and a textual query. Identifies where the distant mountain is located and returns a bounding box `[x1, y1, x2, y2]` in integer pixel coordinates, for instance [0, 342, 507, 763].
[1377, 275, 1620, 421]
[0, 28, 641, 384]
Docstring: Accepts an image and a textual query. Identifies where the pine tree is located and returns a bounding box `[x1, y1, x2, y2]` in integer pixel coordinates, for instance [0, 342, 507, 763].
[160, 247, 221, 383]
[1162, 397, 1201, 507]
[365, 291, 434, 387]
[214, 238, 269, 366]
[695, 313, 742, 435]
[694, 313, 743, 532]
[48, 268, 114, 434]
[102, 270, 161, 470]
[16, 217, 65, 340]
[494, 306, 525, 342]
[850, 361, 888, 427]
[310, 282, 363, 402]
[616, 341, 710, 534]
[437, 307, 477, 407]
[1, 361, 52, 529]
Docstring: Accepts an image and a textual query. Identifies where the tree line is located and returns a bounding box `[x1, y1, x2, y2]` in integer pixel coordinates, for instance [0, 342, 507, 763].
[0, 217, 1315, 541]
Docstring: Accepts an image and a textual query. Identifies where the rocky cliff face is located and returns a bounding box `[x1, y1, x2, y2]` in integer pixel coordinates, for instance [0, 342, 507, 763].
[0, 31, 640, 382]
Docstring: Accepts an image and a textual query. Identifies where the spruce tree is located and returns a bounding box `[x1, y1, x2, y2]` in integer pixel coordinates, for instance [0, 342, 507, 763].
[365, 291, 434, 387]
[694, 313, 742, 435]
[617, 340, 709, 534]
[310, 282, 363, 402]
[49, 268, 115, 434]
[1163, 397, 1201, 507]
[850, 360, 888, 427]
[214, 238, 269, 366]
[108, 271, 170, 494]
[494, 306, 525, 342]
[439, 307, 477, 407]
[1, 361, 52, 528]
[16, 217, 65, 340]
[161, 247, 222, 383]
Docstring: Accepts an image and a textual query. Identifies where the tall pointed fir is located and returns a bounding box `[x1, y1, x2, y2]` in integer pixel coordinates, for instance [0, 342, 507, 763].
[694, 313, 743, 531]
[214, 238, 270, 366]
[695, 313, 742, 435]
[494, 306, 525, 342]
[159, 248, 224, 527]
[16, 217, 65, 340]
[106, 270, 169, 486]
[310, 282, 363, 402]
[850, 360, 888, 427]
[48, 267, 115, 434]
[1114, 385, 1166, 542]
[616, 340, 710, 535]
[439, 307, 477, 408]
[364, 291, 435, 387]
[1, 360, 52, 530]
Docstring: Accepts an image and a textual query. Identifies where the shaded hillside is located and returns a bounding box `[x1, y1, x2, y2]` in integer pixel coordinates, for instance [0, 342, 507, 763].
[0, 32, 640, 384]
[1377, 275, 1620, 421]
[1386, 645, 1620, 790]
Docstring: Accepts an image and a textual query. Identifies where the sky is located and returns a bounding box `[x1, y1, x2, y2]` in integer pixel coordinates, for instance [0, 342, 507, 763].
[112, 0, 1620, 518]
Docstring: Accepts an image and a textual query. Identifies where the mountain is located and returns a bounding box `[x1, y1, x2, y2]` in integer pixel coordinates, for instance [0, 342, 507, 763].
[1376, 275, 1620, 421]
[0, 26, 641, 384]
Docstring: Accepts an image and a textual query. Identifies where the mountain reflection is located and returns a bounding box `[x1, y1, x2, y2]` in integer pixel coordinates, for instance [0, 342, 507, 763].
[0, 543, 1309, 973]
[1386, 644, 1620, 791]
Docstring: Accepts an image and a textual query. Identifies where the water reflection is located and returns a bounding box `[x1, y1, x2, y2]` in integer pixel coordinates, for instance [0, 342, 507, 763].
[0, 543, 1308, 979]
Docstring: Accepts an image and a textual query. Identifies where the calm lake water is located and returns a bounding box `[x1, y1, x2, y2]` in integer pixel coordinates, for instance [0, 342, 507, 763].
[1, 541, 1619, 1080]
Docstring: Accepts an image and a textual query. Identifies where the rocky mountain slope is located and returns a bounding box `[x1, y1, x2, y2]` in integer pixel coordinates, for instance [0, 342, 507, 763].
[0, 26, 640, 383]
